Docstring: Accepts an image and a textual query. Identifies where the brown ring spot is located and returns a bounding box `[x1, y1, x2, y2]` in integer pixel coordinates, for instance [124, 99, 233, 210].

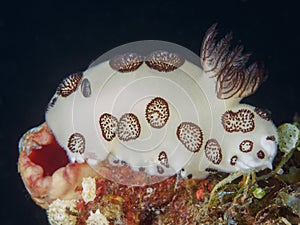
[239, 140, 254, 153]
[99, 113, 118, 141]
[57, 72, 83, 97]
[145, 97, 170, 128]
[254, 107, 271, 121]
[204, 139, 222, 165]
[257, 150, 265, 159]
[230, 155, 238, 166]
[109, 53, 144, 72]
[117, 113, 141, 141]
[68, 133, 85, 154]
[145, 50, 184, 72]
[158, 151, 169, 168]
[176, 122, 203, 153]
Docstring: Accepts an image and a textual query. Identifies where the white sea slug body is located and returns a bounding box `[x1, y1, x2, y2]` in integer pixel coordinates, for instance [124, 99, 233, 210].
[45, 24, 277, 183]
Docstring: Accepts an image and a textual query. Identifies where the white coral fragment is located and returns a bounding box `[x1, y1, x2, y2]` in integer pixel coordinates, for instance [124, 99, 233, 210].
[47, 199, 77, 225]
[86, 209, 109, 225]
[82, 177, 96, 203]
[278, 123, 300, 153]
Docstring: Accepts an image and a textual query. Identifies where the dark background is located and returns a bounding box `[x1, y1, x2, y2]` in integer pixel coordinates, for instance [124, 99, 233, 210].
[1, 0, 299, 224]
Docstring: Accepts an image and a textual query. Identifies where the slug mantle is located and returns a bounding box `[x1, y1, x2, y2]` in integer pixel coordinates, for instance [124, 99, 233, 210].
[19, 24, 277, 194]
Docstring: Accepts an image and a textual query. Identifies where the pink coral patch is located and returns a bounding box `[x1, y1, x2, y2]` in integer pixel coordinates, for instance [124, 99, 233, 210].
[18, 124, 97, 208]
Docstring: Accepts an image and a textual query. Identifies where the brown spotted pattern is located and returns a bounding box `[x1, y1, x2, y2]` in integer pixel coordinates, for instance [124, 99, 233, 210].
[257, 150, 265, 159]
[266, 135, 276, 141]
[117, 113, 141, 141]
[176, 122, 203, 152]
[145, 97, 170, 128]
[46, 96, 58, 111]
[57, 72, 83, 97]
[205, 168, 218, 173]
[158, 151, 169, 168]
[254, 107, 271, 121]
[230, 155, 238, 166]
[99, 113, 118, 141]
[67, 133, 85, 154]
[204, 139, 222, 165]
[109, 53, 143, 72]
[221, 109, 255, 133]
[138, 167, 145, 172]
[145, 50, 184, 72]
[239, 140, 254, 153]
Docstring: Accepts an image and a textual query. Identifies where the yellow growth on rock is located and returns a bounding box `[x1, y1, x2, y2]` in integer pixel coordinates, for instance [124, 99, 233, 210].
[47, 199, 78, 225]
